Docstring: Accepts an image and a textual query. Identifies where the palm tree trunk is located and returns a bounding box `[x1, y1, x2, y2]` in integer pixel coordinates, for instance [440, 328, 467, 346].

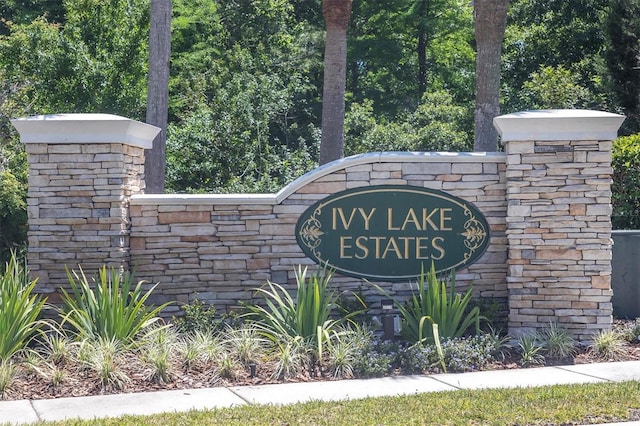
[473, 0, 509, 152]
[145, 0, 172, 193]
[320, 0, 352, 165]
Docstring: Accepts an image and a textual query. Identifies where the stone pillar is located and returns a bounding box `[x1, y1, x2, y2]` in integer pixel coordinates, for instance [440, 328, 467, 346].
[494, 110, 625, 341]
[11, 114, 159, 297]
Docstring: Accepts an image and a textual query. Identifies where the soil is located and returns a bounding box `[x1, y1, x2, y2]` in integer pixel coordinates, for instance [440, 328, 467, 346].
[3, 325, 640, 402]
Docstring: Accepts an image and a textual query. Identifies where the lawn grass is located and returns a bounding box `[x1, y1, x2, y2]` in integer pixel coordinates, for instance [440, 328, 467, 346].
[23, 381, 640, 426]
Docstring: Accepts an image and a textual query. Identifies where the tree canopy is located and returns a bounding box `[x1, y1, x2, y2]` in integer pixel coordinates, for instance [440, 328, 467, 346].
[1, 0, 639, 257]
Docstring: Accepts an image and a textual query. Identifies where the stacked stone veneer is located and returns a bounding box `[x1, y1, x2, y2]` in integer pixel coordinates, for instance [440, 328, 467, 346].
[11, 114, 158, 295]
[13, 110, 625, 339]
[495, 110, 625, 340]
[129, 153, 508, 315]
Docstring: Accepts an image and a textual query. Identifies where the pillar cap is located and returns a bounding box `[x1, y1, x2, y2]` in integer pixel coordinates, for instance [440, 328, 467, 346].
[11, 113, 160, 149]
[493, 109, 626, 142]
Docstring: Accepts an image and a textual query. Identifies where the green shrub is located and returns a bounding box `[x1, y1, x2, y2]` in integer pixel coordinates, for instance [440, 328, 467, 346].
[589, 329, 627, 360]
[60, 265, 170, 346]
[173, 298, 224, 335]
[612, 133, 640, 229]
[400, 334, 497, 374]
[375, 263, 481, 345]
[0, 251, 47, 361]
[538, 322, 576, 360]
[242, 265, 363, 361]
[0, 170, 27, 264]
[351, 333, 398, 378]
[517, 334, 545, 367]
[618, 318, 640, 343]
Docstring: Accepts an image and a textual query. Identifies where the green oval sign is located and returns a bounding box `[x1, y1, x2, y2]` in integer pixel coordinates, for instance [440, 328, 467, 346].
[295, 185, 490, 281]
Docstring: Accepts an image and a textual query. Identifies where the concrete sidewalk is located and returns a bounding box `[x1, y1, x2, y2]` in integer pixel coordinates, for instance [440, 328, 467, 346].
[2, 360, 640, 425]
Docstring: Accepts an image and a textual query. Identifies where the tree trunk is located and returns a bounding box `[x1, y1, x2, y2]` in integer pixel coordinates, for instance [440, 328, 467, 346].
[319, 0, 352, 165]
[416, 0, 430, 98]
[145, 0, 172, 193]
[473, 0, 509, 152]
[417, 22, 428, 97]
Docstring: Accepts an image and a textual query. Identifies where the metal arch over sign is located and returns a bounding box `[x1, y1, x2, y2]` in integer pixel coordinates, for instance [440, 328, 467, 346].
[295, 185, 491, 281]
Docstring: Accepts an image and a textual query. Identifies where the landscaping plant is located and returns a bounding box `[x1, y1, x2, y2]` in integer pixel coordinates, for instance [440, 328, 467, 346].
[0, 251, 47, 361]
[172, 297, 225, 335]
[243, 265, 362, 363]
[60, 265, 170, 346]
[517, 334, 545, 367]
[538, 322, 576, 360]
[589, 329, 628, 361]
[376, 263, 481, 345]
[0, 359, 16, 397]
[78, 336, 129, 390]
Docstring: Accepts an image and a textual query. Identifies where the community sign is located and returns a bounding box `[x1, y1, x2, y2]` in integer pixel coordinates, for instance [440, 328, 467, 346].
[295, 185, 490, 281]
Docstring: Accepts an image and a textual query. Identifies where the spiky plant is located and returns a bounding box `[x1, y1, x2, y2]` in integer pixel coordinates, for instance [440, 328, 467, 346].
[0, 359, 16, 398]
[60, 265, 170, 347]
[0, 252, 47, 361]
[140, 324, 177, 384]
[79, 336, 129, 390]
[225, 324, 267, 367]
[375, 263, 480, 345]
[271, 337, 310, 380]
[539, 322, 576, 360]
[589, 329, 627, 361]
[518, 334, 545, 367]
[243, 265, 362, 361]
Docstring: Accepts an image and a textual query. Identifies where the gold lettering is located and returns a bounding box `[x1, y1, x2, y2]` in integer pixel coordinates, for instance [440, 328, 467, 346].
[431, 237, 445, 260]
[401, 208, 421, 231]
[371, 236, 385, 258]
[440, 208, 452, 231]
[387, 208, 400, 230]
[398, 237, 412, 259]
[382, 237, 403, 259]
[422, 208, 439, 231]
[415, 237, 431, 259]
[334, 208, 357, 230]
[339, 236, 353, 258]
[355, 236, 369, 259]
[359, 208, 376, 230]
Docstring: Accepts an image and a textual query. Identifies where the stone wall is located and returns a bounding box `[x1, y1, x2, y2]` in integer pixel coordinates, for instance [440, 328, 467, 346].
[11, 114, 156, 297]
[129, 152, 508, 316]
[495, 110, 625, 340]
[12, 110, 626, 340]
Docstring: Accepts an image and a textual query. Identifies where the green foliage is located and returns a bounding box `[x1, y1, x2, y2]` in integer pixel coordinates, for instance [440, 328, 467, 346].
[348, 0, 475, 118]
[612, 134, 640, 229]
[78, 336, 130, 390]
[345, 90, 472, 156]
[589, 329, 627, 361]
[351, 332, 397, 378]
[503, 0, 611, 114]
[172, 298, 221, 335]
[605, 0, 640, 134]
[0, 170, 27, 263]
[517, 334, 545, 367]
[399, 334, 498, 374]
[376, 263, 480, 345]
[537, 322, 576, 360]
[60, 265, 170, 346]
[519, 65, 594, 110]
[0, 0, 149, 118]
[243, 265, 362, 360]
[0, 359, 16, 397]
[618, 318, 640, 343]
[271, 337, 310, 380]
[165, 107, 317, 194]
[0, 251, 47, 361]
[0, 0, 65, 35]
